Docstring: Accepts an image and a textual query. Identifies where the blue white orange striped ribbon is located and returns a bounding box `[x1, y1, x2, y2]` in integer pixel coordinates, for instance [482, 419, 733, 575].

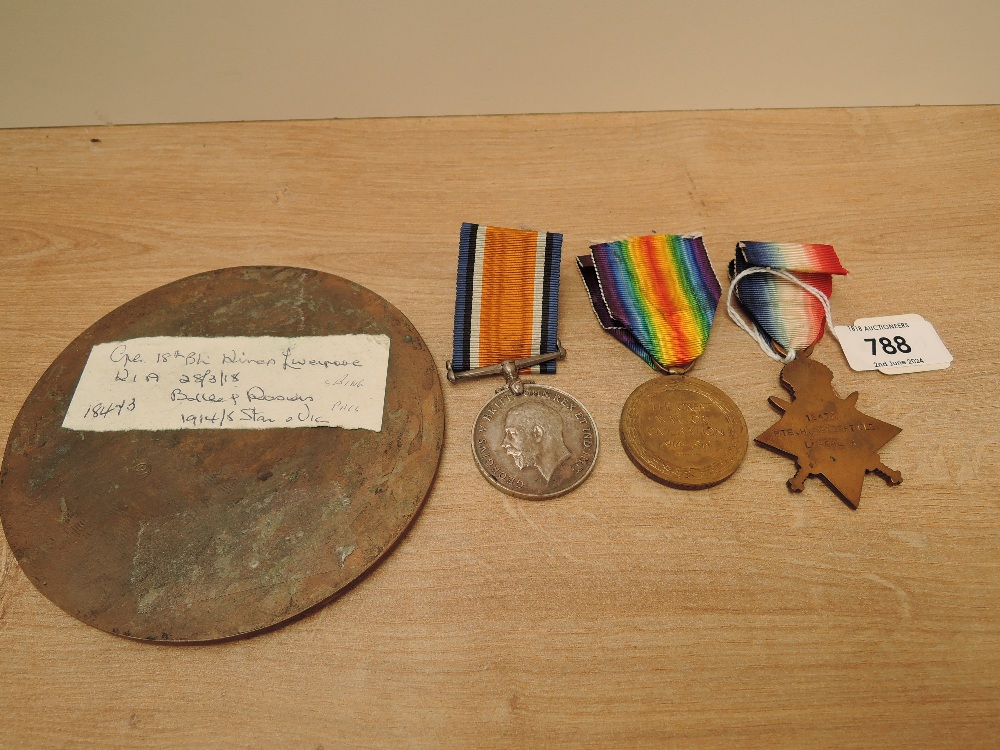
[452, 223, 563, 374]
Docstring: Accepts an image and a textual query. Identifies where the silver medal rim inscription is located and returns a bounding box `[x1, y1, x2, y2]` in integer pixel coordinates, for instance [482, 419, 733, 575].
[471, 383, 599, 500]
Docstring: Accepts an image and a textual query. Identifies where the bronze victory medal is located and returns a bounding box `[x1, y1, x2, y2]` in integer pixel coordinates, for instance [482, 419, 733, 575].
[620, 376, 748, 489]
[473, 383, 598, 500]
[0, 267, 445, 642]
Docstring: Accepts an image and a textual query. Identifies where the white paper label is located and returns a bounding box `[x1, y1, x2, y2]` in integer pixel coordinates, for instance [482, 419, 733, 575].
[62, 335, 390, 431]
[834, 314, 952, 374]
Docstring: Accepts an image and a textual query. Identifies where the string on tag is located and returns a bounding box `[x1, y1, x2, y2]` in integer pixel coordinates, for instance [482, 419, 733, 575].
[726, 266, 838, 362]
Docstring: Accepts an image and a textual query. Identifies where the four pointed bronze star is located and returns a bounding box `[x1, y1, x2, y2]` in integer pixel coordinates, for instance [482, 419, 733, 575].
[756, 355, 902, 508]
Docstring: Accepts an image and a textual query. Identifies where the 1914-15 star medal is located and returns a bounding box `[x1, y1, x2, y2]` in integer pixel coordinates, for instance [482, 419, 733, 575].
[756, 355, 902, 507]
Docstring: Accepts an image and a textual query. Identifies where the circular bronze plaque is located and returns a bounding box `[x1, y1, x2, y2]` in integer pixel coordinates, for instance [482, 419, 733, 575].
[0, 267, 444, 642]
[472, 384, 598, 500]
[620, 376, 747, 489]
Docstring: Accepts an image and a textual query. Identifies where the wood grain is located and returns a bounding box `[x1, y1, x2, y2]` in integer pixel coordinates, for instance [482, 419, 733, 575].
[1, 106, 998, 748]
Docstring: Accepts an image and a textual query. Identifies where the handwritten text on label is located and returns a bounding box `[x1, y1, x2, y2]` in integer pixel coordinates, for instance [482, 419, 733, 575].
[62, 335, 390, 432]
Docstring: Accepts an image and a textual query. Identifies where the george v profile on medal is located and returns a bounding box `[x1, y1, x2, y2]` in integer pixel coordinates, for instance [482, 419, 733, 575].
[500, 400, 571, 483]
[472, 382, 598, 500]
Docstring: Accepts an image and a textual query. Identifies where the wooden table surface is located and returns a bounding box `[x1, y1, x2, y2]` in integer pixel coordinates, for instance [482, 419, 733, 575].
[1, 106, 998, 749]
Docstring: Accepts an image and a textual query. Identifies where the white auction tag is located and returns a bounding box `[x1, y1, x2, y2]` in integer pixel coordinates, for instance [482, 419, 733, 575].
[63, 335, 390, 431]
[834, 314, 952, 374]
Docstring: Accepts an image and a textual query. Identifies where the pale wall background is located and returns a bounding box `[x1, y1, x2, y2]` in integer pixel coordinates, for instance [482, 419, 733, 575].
[2, 0, 998, 129]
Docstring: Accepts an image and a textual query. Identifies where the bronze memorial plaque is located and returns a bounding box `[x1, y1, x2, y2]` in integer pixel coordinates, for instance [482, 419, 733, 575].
[0, 266, 445, 641]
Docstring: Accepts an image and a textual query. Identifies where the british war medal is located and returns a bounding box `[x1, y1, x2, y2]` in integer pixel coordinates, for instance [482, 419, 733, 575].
[449, 224, 598, 499]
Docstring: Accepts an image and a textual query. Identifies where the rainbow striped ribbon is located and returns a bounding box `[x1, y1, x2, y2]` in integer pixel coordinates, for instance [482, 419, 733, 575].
[452, 223, 563, 374]
[577, 234, 722, 371]
[728, 241, 848, 353]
